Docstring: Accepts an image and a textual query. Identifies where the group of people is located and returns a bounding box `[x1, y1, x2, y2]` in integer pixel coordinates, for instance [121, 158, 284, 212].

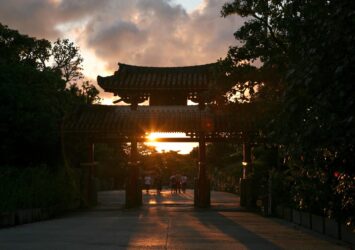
[169, 174, 187, 194]
[143, 174, 187, 194]
[144, 175, 163, 194]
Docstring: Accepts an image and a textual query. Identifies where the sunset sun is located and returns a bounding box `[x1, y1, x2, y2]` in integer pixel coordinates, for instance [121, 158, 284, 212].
[145, 133, 197, 154]
[147, 132, 159, 142]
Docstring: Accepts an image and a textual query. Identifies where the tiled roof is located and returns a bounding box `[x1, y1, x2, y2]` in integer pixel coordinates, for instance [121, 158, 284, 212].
[97, 63, 218, 92]
[62, 105, 253, 137]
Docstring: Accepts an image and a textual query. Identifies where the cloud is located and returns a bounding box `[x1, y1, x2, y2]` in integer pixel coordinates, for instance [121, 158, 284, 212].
[83, 0, 244, 71]
[0, 0, 61, 39]
[0, 0, 244, 74]
[88, 21, 147, 61]
[0, 0, 110, 39]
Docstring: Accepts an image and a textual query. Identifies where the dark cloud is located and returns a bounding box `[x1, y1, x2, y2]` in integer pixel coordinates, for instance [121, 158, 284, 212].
[0, 0, 62, 39]
[0, 0, 109, 39]
[88, 20, 147, 61]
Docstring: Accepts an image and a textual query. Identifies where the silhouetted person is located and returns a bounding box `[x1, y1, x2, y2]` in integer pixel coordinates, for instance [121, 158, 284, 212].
[176, 174, 182, 193]
[156, 176, 162, 194]
[170, 175, 177, 194]
[181, 175, 187, 193]
[144, 175, 152, 194]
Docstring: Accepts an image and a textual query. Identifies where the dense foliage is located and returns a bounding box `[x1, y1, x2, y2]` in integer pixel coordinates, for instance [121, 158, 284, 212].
[140, 145, 197, 188]
[94, 144, 128, 190]
[0, 23, 99, 167]
[221, 0, 355, 223]
[0, 166, 78, 211]
[203, 143, 242, 193]
[0, 24, 100, 211]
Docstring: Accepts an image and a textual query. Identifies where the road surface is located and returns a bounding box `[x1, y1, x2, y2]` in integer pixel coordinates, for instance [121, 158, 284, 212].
[0, 190, 347, 249]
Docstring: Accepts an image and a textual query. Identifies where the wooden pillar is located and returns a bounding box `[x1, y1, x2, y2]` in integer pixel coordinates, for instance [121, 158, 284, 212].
[196, 132, 210, 208]
[87, 143, 94, 205]
[125, 140, 142, 208]
[80, 143, 97, 208]
[242, 143, 253, 178]
[88, 143, 94, 162]
[240, 142, 254, 207]
[131, 97, 138, 111]
[90, 143, 98, 206]
[125, 99, 142, 208]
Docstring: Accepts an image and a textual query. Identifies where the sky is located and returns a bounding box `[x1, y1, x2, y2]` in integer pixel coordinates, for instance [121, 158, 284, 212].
[0, 0, 244, 153]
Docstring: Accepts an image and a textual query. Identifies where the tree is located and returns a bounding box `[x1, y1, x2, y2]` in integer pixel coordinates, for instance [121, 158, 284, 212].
[0, 23, 52, 69]
[50, 39, 101, 105]
[51, 39, 84, 84]
[139, 149, 196, 186]
[94, 144, 128, 190]
[221, 0, 355, 153]
[0, 23, 100, 167]
[221, 1, 355, 222]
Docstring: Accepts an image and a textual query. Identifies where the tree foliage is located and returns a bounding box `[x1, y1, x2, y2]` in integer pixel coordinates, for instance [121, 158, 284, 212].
[52, 39, 84, 84]
[0, 23, 99, 167]
[139, 146, 196, 187]
[221, 0, 355, 222]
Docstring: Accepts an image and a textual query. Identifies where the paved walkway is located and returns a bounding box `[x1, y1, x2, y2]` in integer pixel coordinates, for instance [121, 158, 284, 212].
[0, 190, 348, 249]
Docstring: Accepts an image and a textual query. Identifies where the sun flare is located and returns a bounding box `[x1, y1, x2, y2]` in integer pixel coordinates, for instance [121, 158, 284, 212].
[145, 132, 197, 154]
[147, 133, 159, 142]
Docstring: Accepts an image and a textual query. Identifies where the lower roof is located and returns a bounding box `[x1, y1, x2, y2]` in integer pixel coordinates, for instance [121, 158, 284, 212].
[62, 105, 255, 142]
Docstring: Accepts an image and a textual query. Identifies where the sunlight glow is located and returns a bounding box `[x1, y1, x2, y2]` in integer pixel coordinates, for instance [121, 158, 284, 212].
[145, 132, 197, 154]
[100, 97, 115, 105]
[147, 133, 159, 142]
[146, 132, 189, 139]
[49, 0, 61, 6]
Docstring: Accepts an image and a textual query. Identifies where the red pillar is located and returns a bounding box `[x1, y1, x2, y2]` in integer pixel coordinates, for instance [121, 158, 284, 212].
[196, 132, 210, 208]
[125, 140, 142, 208]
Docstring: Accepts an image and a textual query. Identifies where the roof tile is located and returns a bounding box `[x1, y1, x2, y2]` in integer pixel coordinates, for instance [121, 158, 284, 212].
[62, 105, 255, 137]
[97, 63, 218, 93]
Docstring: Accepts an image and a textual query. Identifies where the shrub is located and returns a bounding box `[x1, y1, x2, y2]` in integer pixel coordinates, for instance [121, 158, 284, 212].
[0, 165, 79, 212]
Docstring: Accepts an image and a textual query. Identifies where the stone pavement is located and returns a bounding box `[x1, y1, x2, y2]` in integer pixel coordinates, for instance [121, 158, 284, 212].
[0, 190, 349, 249]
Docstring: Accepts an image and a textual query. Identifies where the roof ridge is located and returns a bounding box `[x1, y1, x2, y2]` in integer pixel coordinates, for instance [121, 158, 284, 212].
[118, 62, 218, 70]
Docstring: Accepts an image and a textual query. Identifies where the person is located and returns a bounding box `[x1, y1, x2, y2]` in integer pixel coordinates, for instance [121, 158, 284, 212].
[156, 176, 162, 194]
[176, 174, 182, 193]
[181, 175, 187, 193]
[170, 175, 177, 194]
[144, 175, 152, 194]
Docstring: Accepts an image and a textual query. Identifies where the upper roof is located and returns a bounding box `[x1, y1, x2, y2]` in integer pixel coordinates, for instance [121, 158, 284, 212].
[97, 63, 218, 93]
